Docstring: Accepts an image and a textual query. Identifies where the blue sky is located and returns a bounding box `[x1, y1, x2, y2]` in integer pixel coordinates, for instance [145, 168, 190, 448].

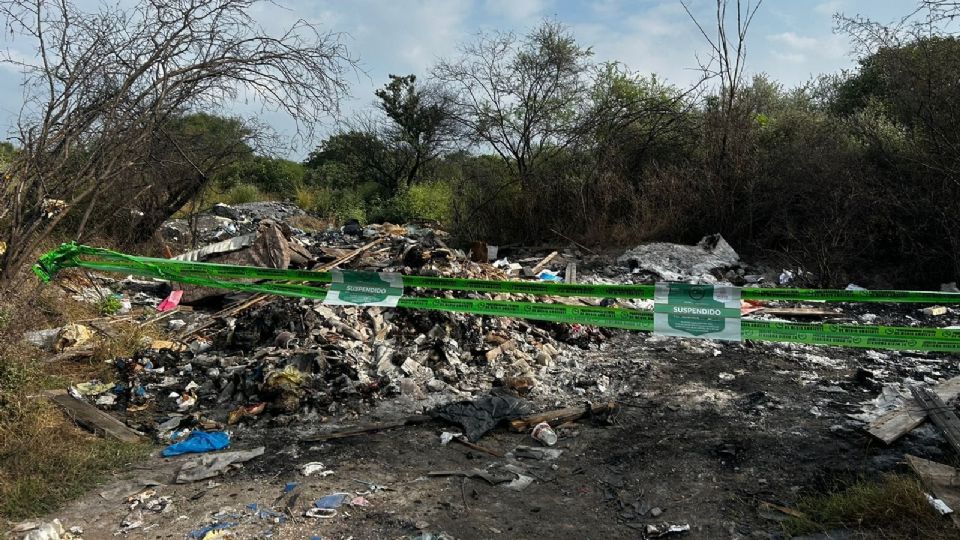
[0, 0, 918, 157]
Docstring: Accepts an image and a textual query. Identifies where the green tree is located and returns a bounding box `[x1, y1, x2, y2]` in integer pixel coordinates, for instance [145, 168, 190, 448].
[374, 74, 455, 190]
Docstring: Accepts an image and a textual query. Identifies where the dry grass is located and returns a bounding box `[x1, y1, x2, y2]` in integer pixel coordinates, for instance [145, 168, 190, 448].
[286, 213, 332, 233]
[0, 277, 155, 522]
[783, 474, 957, 539]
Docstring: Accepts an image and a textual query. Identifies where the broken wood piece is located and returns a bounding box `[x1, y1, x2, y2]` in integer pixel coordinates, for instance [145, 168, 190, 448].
[911, 386, 960, 455]
[921, 306, 948, 316]
[300, 415, 431, 443]
[317, 238, 384, 272]
[530, 251, 559, 275]
[565, 262, 577, 284]
[549, 228, 598, 255]
[868, 375, 960, 444]
[44, 346, 94, 364]
[453, 435, 504, 458]
[905, 454, 960, 528]
[51, 393, 143, 443]
[758, 500, 806, 519]
[508, 402, 617, 432]
[756, 307, 840, 318]
[427, 469, 514, 485]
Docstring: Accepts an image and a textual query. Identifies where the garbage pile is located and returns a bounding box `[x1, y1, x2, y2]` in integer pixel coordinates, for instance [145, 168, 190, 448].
[55, 203, 626, 450]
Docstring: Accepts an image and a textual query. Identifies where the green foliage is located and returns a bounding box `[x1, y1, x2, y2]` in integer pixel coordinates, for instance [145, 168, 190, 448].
[0, 141, 16, 164]
[224, 183, 263, 204]
[218, 156, 305, 195]
[97, 295, 123, 316]
[398, 181, 452, 223]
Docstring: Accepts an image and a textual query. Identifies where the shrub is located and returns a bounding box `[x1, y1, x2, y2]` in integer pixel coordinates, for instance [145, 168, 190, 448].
[224, 183, 262, 204]
[398, 180, 452, 224]
[97, 295, 123, 316]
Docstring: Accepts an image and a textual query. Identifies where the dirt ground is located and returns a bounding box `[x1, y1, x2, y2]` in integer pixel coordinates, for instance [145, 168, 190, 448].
[49, 327, 960, 540]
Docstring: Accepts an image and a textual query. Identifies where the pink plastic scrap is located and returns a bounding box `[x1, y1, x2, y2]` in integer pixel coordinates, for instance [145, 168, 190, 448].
[157, 290, 184, 312]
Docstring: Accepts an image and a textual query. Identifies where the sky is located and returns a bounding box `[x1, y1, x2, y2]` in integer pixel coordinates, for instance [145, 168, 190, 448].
[0, 0, 919, 158]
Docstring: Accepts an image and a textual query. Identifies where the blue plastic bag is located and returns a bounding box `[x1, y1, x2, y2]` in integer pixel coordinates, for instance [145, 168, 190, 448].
[161, 430, 230, 457]
[314, 493, 351, 509]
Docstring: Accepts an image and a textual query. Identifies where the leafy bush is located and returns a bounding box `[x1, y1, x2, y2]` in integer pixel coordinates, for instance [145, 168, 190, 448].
[97, 295, 123, 315]
[397, 181, 452, 223]
[224, 183, 262, 204]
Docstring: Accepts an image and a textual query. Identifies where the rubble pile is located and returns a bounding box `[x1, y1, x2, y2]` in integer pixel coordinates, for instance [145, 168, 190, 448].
[65, 203, 625, 445]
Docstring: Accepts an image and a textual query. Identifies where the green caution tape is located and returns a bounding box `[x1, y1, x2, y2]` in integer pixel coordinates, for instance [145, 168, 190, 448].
[33, 243, 960, 304]
[31, 242, 960, 353]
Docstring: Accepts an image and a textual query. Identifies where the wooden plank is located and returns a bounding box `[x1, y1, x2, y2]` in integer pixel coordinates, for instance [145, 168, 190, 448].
[867, 375, 960, 444]
[300, 415, 431, 442]
[530, 251, 559, 275]
[757, 307, 840, 318]
[905, 454, 960, 528]
[565, 262, 577, 284]
[51, 394, 142, 443]
[508, 402, 617, 432]
[44, 346, 94, 364]
[911, 386, 960, 455]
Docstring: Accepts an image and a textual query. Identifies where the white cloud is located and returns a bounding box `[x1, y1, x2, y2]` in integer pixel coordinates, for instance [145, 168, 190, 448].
[768, 32, 819, 50]
[767, 31, 846, 62]
[485, 0, 549, 24]
[814, 1, 846, 17]
[771, 51, 807, 63]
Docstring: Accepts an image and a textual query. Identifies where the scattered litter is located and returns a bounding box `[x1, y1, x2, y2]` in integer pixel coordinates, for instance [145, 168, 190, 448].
[511, 445, 564, 460]
[227, 402, 266, 425]
[353, 479, 392, 493]
[16, 519, 65, 540]
[162, 431, 230, 457]
[74, 381, 113, 396]
[305, 508, 337, 519]
[54, 323, 92, 352]
[439, 431, 461, 445]
[175, 447, 265, 483]
[301, 462, 334, 477]
[186, 522, 237, 539]
[157, 290, 184, 312]
[431, 394, 530, 442]
[645, 522, 691, 537]
[314, 493, 351, 509]
[925, 493, 954, 515]
[531, 421, 558, 446]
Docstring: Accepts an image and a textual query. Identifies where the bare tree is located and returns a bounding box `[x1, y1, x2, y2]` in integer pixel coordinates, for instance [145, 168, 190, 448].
[683, 0, 763, 170]
[0, 0, 354, 282]
[432, 21, 593, 189]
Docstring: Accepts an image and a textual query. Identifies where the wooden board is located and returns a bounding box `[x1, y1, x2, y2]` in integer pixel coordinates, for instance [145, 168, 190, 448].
[508, 402, 617, 432]
[300, 415, 431, 442]
[867, 375, 960, 444]
[565, 262, 577, 284]
[757, 307, 840, 318]
[530, 251, 559, 275]
[911, 386, 960, 455]
[51, 394, 142, 443]
[906, 454, 960, 528]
